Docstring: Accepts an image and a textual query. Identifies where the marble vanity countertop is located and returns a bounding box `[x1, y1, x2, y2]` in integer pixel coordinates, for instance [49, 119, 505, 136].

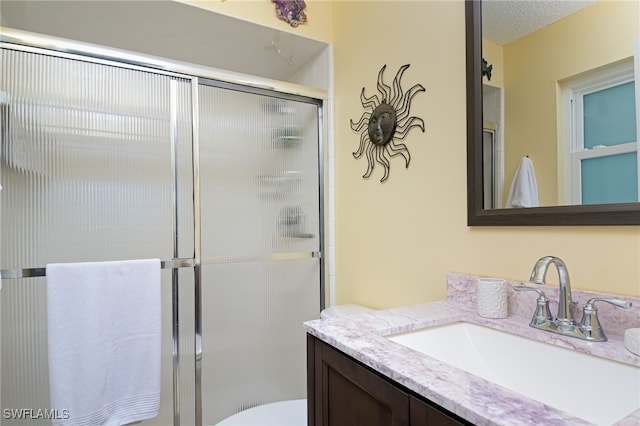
[304, 275, 640, 426]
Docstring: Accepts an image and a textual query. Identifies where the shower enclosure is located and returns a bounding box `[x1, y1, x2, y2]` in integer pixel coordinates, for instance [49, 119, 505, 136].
[0, 30, 324, 426]
[482, 84, 504, 209]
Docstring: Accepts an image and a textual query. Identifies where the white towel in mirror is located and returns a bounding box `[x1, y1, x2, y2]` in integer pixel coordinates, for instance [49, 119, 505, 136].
[506, 156, 539, 208]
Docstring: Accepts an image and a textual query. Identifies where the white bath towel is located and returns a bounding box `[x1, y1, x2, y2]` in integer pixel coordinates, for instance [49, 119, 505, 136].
[506, 156, 539, 208]
[46, 259, 161, 426]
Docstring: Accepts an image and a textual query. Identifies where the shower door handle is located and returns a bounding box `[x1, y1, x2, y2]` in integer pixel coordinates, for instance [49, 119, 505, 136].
[289, 233, 315, 239]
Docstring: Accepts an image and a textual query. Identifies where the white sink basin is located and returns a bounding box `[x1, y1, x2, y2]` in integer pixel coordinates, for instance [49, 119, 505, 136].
[388, 322, 640, 425]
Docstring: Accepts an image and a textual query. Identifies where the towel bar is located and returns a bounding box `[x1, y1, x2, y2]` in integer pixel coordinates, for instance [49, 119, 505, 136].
[0, 258, 197, 279]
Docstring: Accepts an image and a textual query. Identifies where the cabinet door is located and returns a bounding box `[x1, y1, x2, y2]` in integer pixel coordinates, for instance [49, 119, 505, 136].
[409, 396, 468, 426]
[313, 338, 409, 426]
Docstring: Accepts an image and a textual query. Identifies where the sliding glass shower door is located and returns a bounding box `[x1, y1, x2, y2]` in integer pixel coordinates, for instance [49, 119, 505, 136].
[0, 47, 196, 425]
[198, 83, 322, 425]
[0, 38, 324, 426]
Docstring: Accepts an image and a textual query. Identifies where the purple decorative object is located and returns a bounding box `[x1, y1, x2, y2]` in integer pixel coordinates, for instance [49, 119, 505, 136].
[272, 0, 307, 28]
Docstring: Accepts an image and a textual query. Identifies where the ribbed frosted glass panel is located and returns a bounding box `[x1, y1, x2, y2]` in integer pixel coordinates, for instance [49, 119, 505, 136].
[199, 85, 320, 257]
[0, 48, 193, 425]
[198, 85, 321, 424]
[1, 49, 179, 265]
[174, 81, 195, 259]
[177, 268, 196, 426]
[201, 259, 320, 425]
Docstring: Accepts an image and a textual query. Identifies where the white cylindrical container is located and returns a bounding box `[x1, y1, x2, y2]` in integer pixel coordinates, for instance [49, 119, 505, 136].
[477, 278, 508, 319]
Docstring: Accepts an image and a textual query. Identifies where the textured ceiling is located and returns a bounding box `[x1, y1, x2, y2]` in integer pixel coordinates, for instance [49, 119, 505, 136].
[482, 0, 598, 45]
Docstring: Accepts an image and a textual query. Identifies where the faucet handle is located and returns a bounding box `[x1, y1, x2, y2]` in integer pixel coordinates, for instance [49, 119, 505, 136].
[513, 285, 553, 326]
[584, 297, 632, 310]
[579, 298, 632, 342]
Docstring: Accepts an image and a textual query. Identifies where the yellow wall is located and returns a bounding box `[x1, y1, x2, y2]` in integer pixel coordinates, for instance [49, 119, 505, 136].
[333, 1, 467, 306]
[503, 0, 639, 206]
[184, 1, 640, 306]
[331, 0, 640, 307]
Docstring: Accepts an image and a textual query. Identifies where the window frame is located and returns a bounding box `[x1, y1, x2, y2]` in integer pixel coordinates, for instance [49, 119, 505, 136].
[561, 59, 638, 205]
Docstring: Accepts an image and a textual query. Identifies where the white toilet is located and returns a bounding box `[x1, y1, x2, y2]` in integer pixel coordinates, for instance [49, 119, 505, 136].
[214, 304, 374, 426]
[215, 399, 308, 426]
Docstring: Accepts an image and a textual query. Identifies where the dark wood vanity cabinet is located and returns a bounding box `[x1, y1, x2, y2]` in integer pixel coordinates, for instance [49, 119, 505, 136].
[307, 334, 471, 426]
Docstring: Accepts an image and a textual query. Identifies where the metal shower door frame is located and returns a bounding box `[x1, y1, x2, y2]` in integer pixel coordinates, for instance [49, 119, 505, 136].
[194, 77, 325, 426]
[0, 28, 326, 426]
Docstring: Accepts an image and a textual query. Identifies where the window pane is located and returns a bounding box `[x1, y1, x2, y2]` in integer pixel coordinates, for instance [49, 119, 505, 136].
[581, 152, 638, 204]
[584, 81, 636, 148]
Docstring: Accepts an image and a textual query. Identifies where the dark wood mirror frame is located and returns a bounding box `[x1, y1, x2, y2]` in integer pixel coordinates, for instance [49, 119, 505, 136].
[465, 0, 640, 226]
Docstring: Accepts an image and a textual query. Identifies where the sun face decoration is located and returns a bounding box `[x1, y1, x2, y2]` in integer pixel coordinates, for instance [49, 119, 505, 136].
[350, 64, 425, 183]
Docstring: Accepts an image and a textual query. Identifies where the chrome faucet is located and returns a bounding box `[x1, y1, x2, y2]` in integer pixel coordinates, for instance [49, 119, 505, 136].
[514, 256, 632, 342]
[529, 256, 574, 325]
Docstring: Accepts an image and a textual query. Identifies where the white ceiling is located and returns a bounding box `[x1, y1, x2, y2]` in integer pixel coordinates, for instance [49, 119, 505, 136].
[0, 0, 328, 82]
[482, 0, 598, 45]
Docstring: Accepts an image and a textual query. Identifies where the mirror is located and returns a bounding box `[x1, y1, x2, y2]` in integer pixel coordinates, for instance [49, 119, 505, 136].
[466, 0, 640, 225]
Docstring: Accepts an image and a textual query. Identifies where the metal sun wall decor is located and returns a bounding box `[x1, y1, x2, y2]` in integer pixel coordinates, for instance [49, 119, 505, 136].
[272, 0, 308, 28]
[350, 64, 425, 183]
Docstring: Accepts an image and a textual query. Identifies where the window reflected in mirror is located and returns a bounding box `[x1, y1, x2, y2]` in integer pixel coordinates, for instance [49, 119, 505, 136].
[561, 60, 637, 205]
[481, 0, 639, 209]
